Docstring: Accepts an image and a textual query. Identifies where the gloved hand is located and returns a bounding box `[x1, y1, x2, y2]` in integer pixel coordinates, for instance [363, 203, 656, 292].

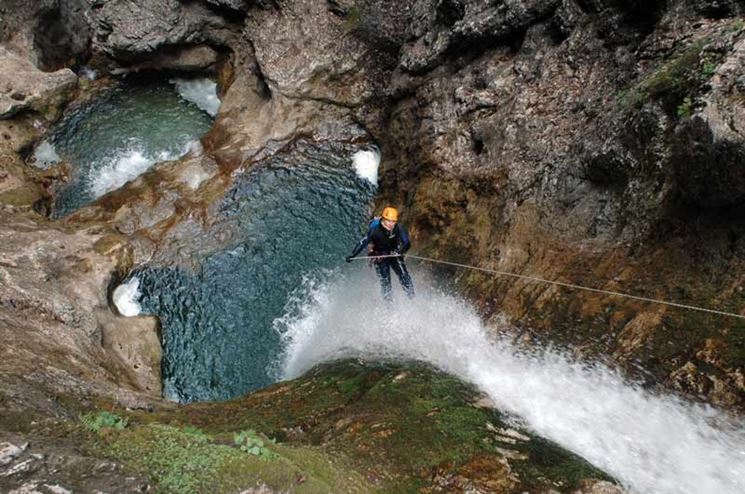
[345, 256, 353, 263]
[394, 250, 405, 260]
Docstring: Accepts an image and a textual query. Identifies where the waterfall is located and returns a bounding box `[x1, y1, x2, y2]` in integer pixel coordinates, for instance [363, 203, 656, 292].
[170, 78, 221, 117]
[276, 270, 745, 494]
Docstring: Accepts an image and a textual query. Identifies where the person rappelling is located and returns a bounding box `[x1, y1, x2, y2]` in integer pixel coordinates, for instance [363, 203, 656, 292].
[346, 207, 415, 301]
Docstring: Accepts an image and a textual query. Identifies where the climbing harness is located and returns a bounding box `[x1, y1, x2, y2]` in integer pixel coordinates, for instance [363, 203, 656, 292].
[349, 254, 745, 320]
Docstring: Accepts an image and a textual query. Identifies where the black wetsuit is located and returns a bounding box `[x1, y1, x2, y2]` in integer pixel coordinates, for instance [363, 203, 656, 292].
[349, 219, 415, 300]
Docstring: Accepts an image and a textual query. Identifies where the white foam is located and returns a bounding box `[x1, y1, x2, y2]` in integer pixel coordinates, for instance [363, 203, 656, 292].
[170, 78, 221, 117]
[89, 142, 192, 197]
[113, 278, 142, 317]
[178, 143, 211, 191]
[163, 376, 180, 402]
[89, 149, 152, 197]
[276, 272, 745, 494]
[80, 66, 98, 81]
[187, 140, 203, 155]
[352, 148, 381, 186]
[31, 140, 61, 169]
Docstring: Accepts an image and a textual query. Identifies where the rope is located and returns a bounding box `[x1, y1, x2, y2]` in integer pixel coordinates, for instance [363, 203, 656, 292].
[349, 254, 745, 320]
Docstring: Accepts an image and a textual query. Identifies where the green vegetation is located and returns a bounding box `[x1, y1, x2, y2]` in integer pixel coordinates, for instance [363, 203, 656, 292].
[172, 361, 612, 491]
[0, 356, 624, 492]
[677, 96, 694, 118]
[730, 19, 744, 32]
[180, 425, 211, 441]
[234, 429, 278, 459]
[81, 411, 128, 432]
[343, 6, 363, 34]
[620, 37, 726, 117]
[85, 421, 370, 493]
[701, 61, 717, 79]
[108, 424, 240, 494]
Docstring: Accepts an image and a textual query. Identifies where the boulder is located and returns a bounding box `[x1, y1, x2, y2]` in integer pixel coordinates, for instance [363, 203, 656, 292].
[0, 47, 77, 120]
[246, 0, 380, 106]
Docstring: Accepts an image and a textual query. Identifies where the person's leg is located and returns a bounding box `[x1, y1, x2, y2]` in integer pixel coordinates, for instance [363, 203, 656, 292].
[390, 258, 415, 298]
[374, 260, 393, 301]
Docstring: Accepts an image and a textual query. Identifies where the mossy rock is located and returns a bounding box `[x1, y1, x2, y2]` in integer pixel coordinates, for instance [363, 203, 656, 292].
[620, 34, 729, 116]
[2, 361, 616, 493]
[95, 423, 370, 493]
[98, 360, 615, 493]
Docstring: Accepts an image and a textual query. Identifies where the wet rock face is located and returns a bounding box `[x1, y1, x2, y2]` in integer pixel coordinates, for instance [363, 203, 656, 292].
[204, 0, 250, 11]
[673, 116, 745, 208]
[91, 0, 236, 61]
[671, 37, 745, 209]
[246, 0, 387, 107]
[575, 0, 668, 42]
[399, 0, 563, 73]
[683, 0, 745, 18]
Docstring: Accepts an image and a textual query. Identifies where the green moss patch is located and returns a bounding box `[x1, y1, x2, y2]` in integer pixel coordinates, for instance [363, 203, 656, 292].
[620, 34, 730, 116]
[90, 422, 371, 494]
[81, 411, 129, 432]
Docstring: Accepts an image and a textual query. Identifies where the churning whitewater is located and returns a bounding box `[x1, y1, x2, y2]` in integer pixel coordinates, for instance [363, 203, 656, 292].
[112, 277, 142, 317]
[276, 270, 745, 494]
[170, 78, 221, 117]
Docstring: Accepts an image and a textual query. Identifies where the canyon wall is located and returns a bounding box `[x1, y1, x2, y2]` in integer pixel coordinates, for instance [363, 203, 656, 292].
[1, 0, 743, 416]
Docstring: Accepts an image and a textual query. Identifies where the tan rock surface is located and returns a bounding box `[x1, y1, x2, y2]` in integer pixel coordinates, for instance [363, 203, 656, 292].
[0, 48, 77, 120]
[0, 208, 161, 403]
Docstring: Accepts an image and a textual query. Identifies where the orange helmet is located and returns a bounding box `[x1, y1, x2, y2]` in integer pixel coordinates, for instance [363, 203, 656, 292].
[381, 207, 399, 222]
